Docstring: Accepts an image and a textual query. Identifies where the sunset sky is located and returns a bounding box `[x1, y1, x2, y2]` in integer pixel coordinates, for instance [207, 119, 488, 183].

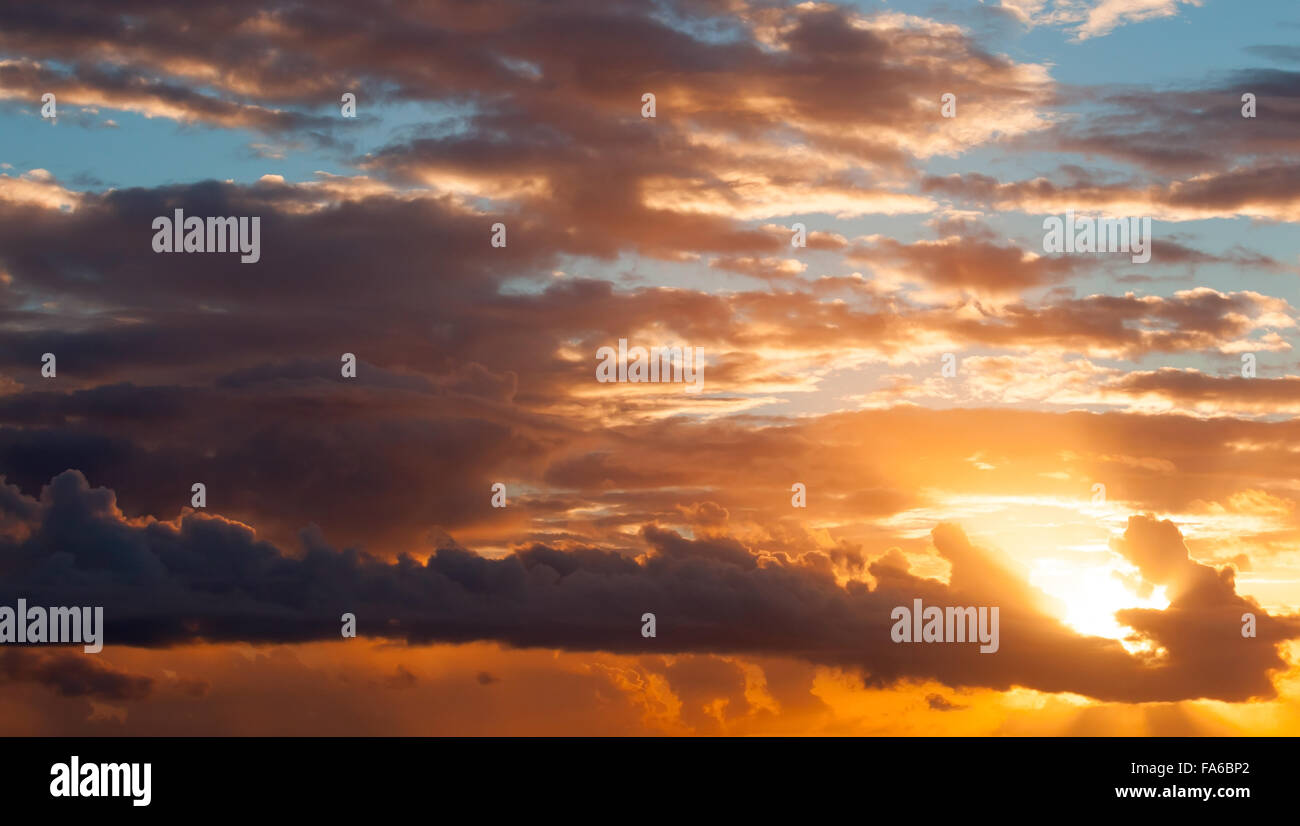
[3, 0, 1300, 735]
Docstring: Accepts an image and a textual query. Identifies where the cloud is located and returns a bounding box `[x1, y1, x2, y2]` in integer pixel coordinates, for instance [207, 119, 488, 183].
[0, 59, 335, 134]
[926, 692, 966, 711]
[925, 164, 1300, 222]
[0, 648, 152, 700]
[1106, 368, 1300, 415]
[997, 0, 1201, 41]
[849, 233, 1081, 294]
[0, 469, 1295, 703]
[1, 0, 1298, 732]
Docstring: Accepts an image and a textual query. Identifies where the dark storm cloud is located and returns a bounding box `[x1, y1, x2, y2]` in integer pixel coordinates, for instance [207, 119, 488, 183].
[0, 469, 1295, 703]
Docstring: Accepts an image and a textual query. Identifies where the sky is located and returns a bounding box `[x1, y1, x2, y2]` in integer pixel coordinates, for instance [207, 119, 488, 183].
[2, 0, 1300, 735]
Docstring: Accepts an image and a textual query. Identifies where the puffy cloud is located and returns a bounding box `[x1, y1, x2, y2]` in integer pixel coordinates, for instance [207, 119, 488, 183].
[0, 469, 1295, 702]
[998, 0, 1201, 41]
